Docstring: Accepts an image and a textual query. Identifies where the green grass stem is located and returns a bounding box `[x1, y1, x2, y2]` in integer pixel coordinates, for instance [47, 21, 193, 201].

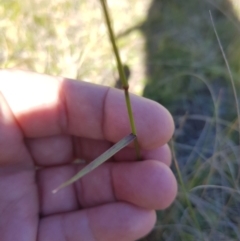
[208, 11, 240, 239]
[99, 0, 140, 159]
[209, 11, 240, 143]
[171, 141, 203, 240]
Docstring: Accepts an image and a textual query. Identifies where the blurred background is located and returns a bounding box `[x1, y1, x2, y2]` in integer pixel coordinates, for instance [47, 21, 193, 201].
[1, 0, 240, 240]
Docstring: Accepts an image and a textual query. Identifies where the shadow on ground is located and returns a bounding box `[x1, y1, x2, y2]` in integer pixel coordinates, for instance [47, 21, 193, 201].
[138, 0, 240, 240]
[142, 0, 240, 152]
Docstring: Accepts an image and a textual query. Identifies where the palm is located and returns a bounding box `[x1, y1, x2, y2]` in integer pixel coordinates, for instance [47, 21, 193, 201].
[0, 70, 177, 241]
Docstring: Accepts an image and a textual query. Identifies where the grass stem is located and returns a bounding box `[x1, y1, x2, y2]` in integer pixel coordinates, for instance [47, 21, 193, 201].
[171, 141, 203, 240]
[209, 11, 240, 143]
[99, 0, 140, 159]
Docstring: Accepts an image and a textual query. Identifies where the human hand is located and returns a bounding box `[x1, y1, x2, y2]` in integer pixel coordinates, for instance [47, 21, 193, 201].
[0, 70, 177, 241]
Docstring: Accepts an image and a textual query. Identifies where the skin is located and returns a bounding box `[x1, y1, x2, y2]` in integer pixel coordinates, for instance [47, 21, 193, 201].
[0, 70, 177, 241]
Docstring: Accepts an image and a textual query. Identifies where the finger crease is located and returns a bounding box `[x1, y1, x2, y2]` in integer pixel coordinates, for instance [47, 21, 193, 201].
[85, 209, 99, 241]
[101, 87, 111, 140]
[109, 164, 117, 202]
[78, 174, 87, 207]
[58, 79, 69, 134]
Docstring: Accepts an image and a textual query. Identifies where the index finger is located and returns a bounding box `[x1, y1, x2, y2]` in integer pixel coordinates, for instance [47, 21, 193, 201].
[0, 70, 174, 149]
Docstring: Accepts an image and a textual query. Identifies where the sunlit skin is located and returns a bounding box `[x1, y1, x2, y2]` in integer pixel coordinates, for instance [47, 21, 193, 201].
[0, 70, 177, 241]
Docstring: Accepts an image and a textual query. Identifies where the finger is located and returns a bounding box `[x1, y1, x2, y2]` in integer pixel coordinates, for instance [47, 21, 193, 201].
[0, 94, 38, 241]
[38, 202, 156, 241]
[26, 135, 74, 166]
[103, 86, 174, 149]
[37, 161, 177, 216]
[0, 91, 28, 165]
[27, 134, 171, 166]
[112, 161, 177, 210]
[75, 138, 172, 166]
[113, 143, 172, 166]
[0, 70, 174, 150]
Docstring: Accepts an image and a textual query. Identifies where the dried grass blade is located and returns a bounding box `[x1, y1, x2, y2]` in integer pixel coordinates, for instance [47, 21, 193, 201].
[52, 133, 136, 193]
